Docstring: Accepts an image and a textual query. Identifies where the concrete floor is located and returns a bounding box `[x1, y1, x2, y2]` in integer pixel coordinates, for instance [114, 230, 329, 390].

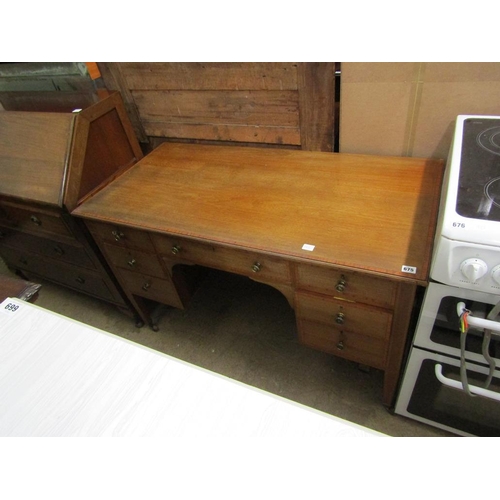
[1, 258, 451, 437]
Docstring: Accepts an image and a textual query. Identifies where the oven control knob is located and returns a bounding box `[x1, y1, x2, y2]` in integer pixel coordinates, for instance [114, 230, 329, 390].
[492, 265, 500, 285]
[460, 258, 488, 282]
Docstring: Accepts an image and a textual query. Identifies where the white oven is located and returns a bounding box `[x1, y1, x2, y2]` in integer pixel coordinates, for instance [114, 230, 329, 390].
[395, 282, 500, 436]
[395, 115, 500, 436]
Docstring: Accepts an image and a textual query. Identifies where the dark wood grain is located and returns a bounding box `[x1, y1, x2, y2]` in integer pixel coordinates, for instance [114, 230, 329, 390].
[298, 62, 336, 151]
[97, 62, 335, 148]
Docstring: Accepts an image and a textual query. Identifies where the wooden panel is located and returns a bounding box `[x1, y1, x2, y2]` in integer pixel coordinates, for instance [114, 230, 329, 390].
[77, 108, 135, 200]
[0, 112, 74, 206]
[132, 89, 300, 145]
[118, 62, 299, 90]
[97, 63, 149, 144]
[134, 90, 299, 125]
[98, 62, 339, 148]
[298, 62, 336, 151]
[64, 92, 144, 211]
[383, 281, 417, 406]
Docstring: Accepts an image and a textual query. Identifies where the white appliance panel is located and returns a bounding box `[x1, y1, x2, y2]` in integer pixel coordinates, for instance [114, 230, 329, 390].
[395, 347, 500, 437]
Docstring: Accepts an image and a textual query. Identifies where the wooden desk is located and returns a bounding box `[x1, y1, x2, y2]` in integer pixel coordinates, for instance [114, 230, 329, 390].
[0, 298, 383, 437]
[73, 143, 444, 406]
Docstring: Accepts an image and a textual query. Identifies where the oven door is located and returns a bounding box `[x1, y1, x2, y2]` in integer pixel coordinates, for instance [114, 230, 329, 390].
[395, 347, 500, 436]
[413, 282, 500, 365]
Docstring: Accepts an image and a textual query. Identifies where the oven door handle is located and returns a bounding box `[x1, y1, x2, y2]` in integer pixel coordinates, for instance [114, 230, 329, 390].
[435, 364, 500, 402]
[456, 302, 500, 334]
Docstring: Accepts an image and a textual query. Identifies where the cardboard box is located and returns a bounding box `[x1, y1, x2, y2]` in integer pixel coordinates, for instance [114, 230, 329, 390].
[340, 62, 500, 159]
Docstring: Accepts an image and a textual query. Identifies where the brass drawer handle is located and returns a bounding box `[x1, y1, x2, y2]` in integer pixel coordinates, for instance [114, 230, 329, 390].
[335, 312, 345, 325]
[128, 258, 136, 267]
[30, 215, 42, 226]
[142, 282, 151, 291]
[251, 262, 262, 273]
[336, 277, 347, 292]
[171, 245, 181, 255]
[53, 245, 64, 256]
[112, 230, 124, 242]
[337, 340, 344, 351]
[76, 276, 85, 285]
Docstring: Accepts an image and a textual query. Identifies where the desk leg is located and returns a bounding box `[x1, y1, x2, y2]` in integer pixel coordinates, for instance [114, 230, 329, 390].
[383, 281, 416, 407]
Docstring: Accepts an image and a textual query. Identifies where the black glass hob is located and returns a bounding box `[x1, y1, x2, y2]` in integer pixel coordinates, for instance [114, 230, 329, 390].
[457, 118, 500, 222]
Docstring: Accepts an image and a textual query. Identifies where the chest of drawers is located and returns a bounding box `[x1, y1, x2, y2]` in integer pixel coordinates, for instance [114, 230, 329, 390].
[0, 92, 144, 318]
[73, 143, 445, 406]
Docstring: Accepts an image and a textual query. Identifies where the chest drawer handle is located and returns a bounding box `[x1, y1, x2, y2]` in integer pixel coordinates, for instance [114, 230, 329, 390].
[128, 258, 136, 267]
[337, 340, 344, 351]
[335, 312, 345, 325]
[53, 245, 65, 256]
[171, 245, 181, 255]
[251, 262, 262, 273]
[30, 215, 42, 226]
[76, 276, 85, 285]
[142, 282, 151, 291]
[112, 230, 124, 241]
[336, 278, 347, 292]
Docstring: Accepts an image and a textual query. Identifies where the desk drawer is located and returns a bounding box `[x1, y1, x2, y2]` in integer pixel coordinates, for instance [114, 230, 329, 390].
[102, 242, 165, 277]
[296, 264, 396, 309]
[86, 220, 155, 252]
[0, 202, 74, 240]
[152, 234, 291, 284]
[298, 319, 387, 370]
[0, 226, 95, 270]
[295, 291, 392, 340]
[117, 268, 183, 308]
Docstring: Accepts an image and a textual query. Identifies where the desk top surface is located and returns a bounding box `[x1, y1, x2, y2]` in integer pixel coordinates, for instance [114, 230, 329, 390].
[73, 143, 444, 283]
[0, 298, 383, 437]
